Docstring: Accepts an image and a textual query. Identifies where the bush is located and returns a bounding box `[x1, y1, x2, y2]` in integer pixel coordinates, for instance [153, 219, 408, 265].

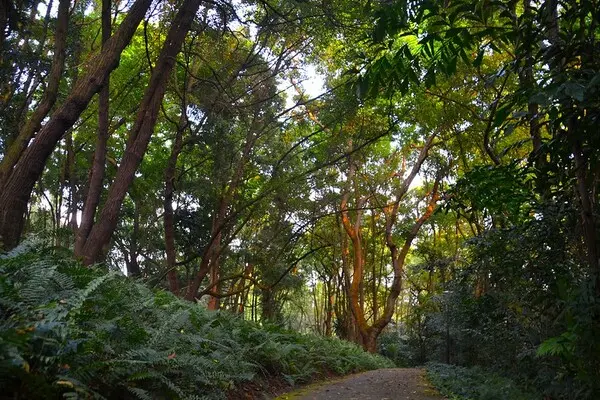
[0, 240, 392, 399]
[425, 363, 540, 400]
[377, 323, 419, 367]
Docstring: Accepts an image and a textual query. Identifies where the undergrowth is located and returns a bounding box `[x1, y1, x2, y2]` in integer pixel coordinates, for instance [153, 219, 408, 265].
[0, 240, 392, 399]
[425, 362, 541, 400]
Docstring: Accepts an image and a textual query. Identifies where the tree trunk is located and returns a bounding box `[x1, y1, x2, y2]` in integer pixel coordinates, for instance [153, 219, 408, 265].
[339, 135, 438, 351]
[75, 0, 112, 256]
[0, 0, 154, 250]
[362, 331, 378, 353]
[261, 288, 275, 321]
[0, 0, 70, 189]
[164, 120, 185, 294]
[340, 155, 372, 347]
[204, 230, 223, 306]
[207, 251, 222, 310]
[185, 120, 258, 300]
[78, 0, 203, 264]
[127, 198, 142, 276]
[325, 280, 334, 336]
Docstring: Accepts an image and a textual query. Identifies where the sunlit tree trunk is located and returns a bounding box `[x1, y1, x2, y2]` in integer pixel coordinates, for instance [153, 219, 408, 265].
[340, 134, 438, 352]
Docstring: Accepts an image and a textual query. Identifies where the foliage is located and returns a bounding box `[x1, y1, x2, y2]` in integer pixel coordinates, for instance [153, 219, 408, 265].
[2, 0, 600, 398]
[399, 190, 600, 399]
[426, 363, 540, 400]
[376, 324, 419, 367]
[443, 163, 535, 226]
[0, 240, 393, 399]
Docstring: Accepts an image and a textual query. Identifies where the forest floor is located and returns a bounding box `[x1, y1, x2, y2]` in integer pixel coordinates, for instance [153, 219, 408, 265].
[273, 368, 444, 400]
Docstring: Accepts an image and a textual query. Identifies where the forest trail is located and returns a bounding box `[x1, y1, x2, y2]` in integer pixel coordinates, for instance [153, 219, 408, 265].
[275, 368, 444, 400]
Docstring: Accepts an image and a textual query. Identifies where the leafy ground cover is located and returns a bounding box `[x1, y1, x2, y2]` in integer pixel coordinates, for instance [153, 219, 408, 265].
[0, 241, 392, 399]
[425, 363, 540, 400]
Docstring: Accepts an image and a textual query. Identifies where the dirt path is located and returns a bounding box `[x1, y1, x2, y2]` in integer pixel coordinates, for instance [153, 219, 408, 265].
[275, 368, 444, 400]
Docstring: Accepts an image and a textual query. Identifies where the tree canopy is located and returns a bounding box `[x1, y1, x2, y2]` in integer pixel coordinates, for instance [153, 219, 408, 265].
[1, 0, 599, 398]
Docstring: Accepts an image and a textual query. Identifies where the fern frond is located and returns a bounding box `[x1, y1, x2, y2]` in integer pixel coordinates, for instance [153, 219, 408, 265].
[126, 387, 153, 400]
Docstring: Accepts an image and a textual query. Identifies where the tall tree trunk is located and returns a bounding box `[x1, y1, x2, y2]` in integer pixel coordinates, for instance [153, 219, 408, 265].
[0, 0, 154, 250]
[125, 197, 142, 276]
[312, 282, 321, 333]
[65, 131, 78, 233]
[340, 153, 371, 347]
[369, 179, 440, 352]
[78, 0, 203, 264]
[185, 120, 258, 300]
[0, 0, 70, 189]
[325, 284, 334, 336]
[164, 119, 185, 295]
[163, 57, 200, 295]
[207, 258, 221, 310]
[340, 134, 437, 352]
[75, 0, 112, 255]
[370, 212, 378, 322]
[338, 213, 357, 342]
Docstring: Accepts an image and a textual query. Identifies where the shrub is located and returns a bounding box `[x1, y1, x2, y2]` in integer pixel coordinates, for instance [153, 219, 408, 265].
[425, 362, 541, 400]
[0, 240, 392, 399]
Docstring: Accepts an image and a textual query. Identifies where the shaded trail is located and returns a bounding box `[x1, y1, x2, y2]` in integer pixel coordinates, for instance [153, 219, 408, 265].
[276, 368, 444, 400]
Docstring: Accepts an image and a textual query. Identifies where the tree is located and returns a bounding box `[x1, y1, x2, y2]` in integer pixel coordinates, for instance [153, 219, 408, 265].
[356, 0, 600, 394]
[0, 0, 154, 249]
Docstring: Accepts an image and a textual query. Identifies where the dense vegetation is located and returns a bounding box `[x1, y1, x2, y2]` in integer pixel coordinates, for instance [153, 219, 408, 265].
[426, 363, 539, 400]
[1, 0, 599, 398]
[0, 241, 392, 398]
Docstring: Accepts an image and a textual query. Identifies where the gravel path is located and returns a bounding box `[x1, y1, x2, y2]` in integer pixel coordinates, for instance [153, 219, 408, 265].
[276, 368, 444, 400]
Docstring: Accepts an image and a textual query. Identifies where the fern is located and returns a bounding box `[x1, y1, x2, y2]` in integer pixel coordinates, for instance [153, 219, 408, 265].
[68, 272, 117, 316]
[127, 387, 154, 400]
[0, 242, 393, 399]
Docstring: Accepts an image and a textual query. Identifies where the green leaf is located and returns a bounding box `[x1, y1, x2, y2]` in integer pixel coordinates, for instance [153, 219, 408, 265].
[562, 82, 585, 102]
[493, 104, 511, 127]
[446, 55, 458, 75]
[529, 92, 551, 106]
[473, 49, 485, 67]
[446, 27, 462, 37]
[424, 68, 437, 87]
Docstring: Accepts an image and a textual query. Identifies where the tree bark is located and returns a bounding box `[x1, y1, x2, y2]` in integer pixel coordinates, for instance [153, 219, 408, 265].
[185, 119, 259, 300]
[0, 0, 154, 250]
[164, 118, 185, 294]
[75, 0, 112, 255]
[0, 0, 70, 189]
[127, 197, 142, 276]
[207, 258, 221, 310]
[340, 134, 437, 352]
[78, 0, 203, 264]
